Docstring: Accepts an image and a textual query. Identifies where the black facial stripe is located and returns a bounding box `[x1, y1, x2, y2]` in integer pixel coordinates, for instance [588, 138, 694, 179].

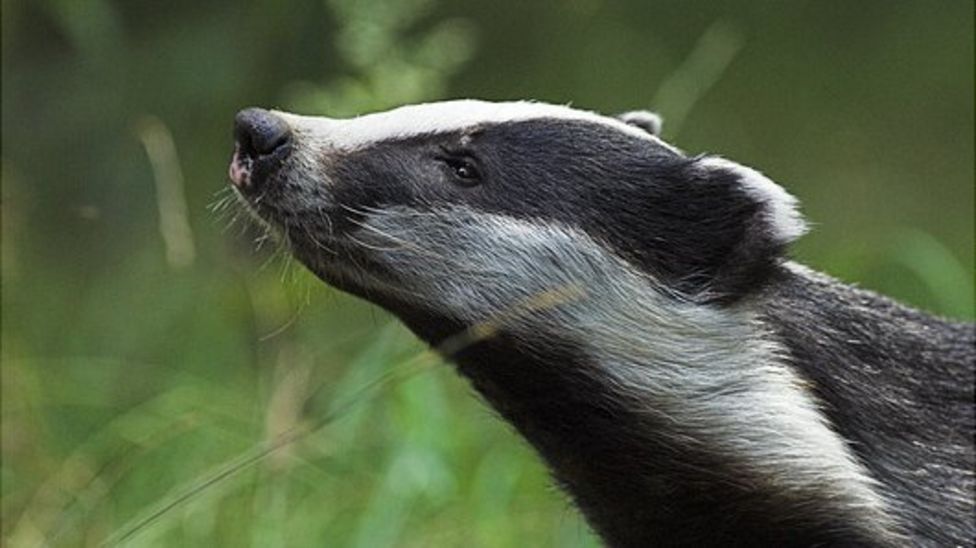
[326, 119, 767, 300]
[282, 118, 784, 301]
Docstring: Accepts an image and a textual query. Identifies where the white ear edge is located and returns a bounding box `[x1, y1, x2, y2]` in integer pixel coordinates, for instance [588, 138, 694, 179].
[699, 156, 808, 244]
[617, 110, 664, 136]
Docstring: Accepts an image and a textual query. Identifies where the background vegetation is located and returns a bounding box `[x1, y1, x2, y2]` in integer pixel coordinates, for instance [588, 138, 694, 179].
[2, 1, 972, 546]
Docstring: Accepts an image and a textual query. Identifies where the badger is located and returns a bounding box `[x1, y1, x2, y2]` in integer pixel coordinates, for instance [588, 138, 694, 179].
[227, 100, 975, 547]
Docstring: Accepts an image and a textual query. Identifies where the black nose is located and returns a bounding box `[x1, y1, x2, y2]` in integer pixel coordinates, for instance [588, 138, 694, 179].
[234, 108, 291, 157]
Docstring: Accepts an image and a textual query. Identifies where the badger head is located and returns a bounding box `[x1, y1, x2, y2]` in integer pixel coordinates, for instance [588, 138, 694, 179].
[228, 100, 806, 341]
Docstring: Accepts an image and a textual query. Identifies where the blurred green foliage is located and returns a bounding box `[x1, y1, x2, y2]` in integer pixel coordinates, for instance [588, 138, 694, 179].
[1, 0, 972, 546]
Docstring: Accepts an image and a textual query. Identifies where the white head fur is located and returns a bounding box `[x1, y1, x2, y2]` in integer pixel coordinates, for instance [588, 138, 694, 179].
[274, 99, 680, 153]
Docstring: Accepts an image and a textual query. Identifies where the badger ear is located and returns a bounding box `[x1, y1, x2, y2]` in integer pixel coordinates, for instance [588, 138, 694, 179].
[653, 155, 807, 301]
[696, 156, 808, 247]
[617, 110, 663, 136]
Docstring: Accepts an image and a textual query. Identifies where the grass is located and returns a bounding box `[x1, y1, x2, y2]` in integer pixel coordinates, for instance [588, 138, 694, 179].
[2, 2, 971, 546]
[1, 241, 604, 547]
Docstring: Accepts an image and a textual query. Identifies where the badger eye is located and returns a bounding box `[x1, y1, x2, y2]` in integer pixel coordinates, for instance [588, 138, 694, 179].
[440, 155, 482, 186]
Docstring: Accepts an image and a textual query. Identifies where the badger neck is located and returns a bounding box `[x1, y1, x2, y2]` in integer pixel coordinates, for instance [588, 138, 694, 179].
[392, 283, 902, 547]
[324, 209, 902, 545]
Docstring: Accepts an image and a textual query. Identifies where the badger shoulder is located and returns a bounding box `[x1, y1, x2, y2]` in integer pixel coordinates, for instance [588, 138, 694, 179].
[759, 260, 975, 374]
[754, 261, 975, 543]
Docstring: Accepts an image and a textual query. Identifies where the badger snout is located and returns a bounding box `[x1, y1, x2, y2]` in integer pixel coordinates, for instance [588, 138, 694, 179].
[229, 108, 292, 189]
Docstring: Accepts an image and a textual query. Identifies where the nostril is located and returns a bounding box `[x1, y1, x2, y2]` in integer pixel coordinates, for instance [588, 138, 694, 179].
[234, 108, 292, 157]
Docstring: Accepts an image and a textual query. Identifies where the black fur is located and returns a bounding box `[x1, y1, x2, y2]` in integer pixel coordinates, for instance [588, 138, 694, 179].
[760, 266, 976, 544]
[321, 120, 787, 301]
[394, 304, 920, 547]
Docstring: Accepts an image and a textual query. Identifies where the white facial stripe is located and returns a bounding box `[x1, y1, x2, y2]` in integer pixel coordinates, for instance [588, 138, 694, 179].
[273, 99, 680, 153]
[348, 206, 901, 541]
[698, 156, 808, 244]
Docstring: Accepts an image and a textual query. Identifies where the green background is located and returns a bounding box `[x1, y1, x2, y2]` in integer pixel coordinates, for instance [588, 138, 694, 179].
[2, 1, 972, 546]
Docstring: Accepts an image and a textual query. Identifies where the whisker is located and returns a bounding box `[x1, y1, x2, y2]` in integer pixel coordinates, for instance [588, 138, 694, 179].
[338, 203, 370, 217]
[253, 233, 274, 251]
[337, 206, 481, 269]
[258, 235, 291, 273]
[318, 208, 335, 237]
[349, 204, 386, 215]
[346, 233, 404, 253]
[302, 223, 337, 255]
[207, 188, 236, 214]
